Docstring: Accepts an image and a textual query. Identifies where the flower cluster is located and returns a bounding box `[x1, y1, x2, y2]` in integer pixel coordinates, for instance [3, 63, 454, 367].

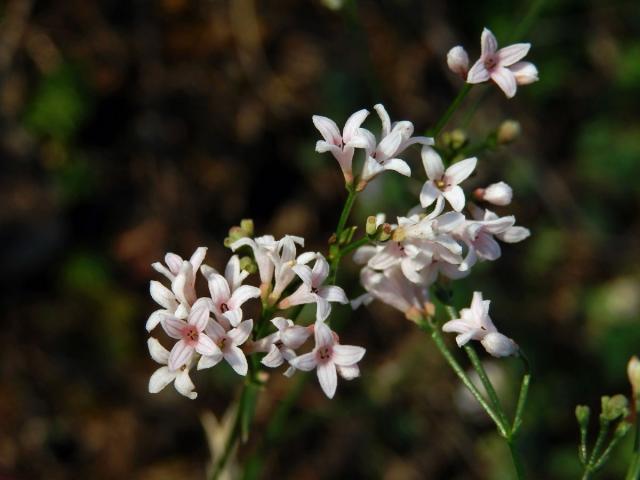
[349, 142, 528, 357]
[447, 27, 538, 98]
[146, 234, 365, 399]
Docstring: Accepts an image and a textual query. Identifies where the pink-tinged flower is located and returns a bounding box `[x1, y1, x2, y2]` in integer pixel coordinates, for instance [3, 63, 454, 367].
[267, 236, 314, 303]
[474, 181, 513, 206]
[161, 298, 219, 371]
[289, 321, 365, 398]
[201, 254, 249, 294]
[197, 319, 254, 375]
[447, 46, 469, 78]
[469, 204, 531, 244]
[466, 28, 537, 98]
[278, 255, 348, 322]
[357, 104, 434, 188]
[313, 109, 370, 184]
[420, 146, 477, 213]
[147, 338, 198, 399]
[261, 317, 312, 377]
[207, 270, 260, 328]
[230, 235, 278, 287]
[442, 291, 517, 357]
[355, 266, 432, 320]
[147, 247, 207, 331]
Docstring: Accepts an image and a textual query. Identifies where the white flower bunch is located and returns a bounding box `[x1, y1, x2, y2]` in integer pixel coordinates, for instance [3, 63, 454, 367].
[146, 233, 364, 399]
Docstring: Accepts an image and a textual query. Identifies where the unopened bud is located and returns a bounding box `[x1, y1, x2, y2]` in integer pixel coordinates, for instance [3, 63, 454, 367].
[601, 394, 629, 422]
[366, 216, 378, 236]
[628, 356, 640, 397]
[475, 181, 513, 206]
[512, 62, 539, 85]
[447, 46, 469, 78]
[576, 405, 590, 427]
[239, 256, 257, 274]
[377, 223, 392, 242]
[240, 218, 254, 237]
[497, 120, 521, 145]
[480, 332, 518, 358]
[613, 420, 632, 439]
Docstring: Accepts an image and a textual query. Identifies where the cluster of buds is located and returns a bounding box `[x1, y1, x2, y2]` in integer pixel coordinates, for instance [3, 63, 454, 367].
[447, 27, 539, 98]
[146, 233, 366, 399]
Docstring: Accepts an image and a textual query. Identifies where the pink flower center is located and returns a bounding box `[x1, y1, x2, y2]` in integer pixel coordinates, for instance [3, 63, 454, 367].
[182, 325, 200, 346]
[311, 286, 319, 294]
[218, 337, 228, 349]
[484, 54, 498, 71]
[220, 302, 229, 313]
[316, 346, 333, 363]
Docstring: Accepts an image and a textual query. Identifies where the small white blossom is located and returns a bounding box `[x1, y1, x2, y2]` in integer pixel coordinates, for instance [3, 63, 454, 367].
[466, 28, 538, 98]
[261, 317, 312, 377]
[279, 255, 348, 322]
[476, 181, 513, 206]
[290, 321, 365, 398]
[148, 337, 198, 399]
[207, 270, 260, 327]
[200, 254, 249, 293]
[230, 235, 278, 287]
[447, 46, 470, 78]
[442, 291, 517, 357]
[198, 319, 254, 375]
[420, 146, 477, 214]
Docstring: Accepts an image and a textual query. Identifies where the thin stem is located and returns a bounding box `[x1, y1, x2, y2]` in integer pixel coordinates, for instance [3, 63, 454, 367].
[512, 352, 531, 435]
[210, 387, 246, 480]
[588, 419, 611, 467]
[417, 317, 508, 437]
[508, 438, 526, 479]
[338, 236, 370, 258]
[329, 186, 358, 283]
[429, 83, 473, 138]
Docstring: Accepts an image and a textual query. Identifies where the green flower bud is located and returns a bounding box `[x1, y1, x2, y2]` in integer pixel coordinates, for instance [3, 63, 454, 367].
[600, 394, 629, 422]
[239, 256, 257, 274]
[575, 404, 590, 428]
[497, 120, 521, 145]
[377, 223, 392, 242]
[366, 216, 378, 236]
[240, 218, 254, 237]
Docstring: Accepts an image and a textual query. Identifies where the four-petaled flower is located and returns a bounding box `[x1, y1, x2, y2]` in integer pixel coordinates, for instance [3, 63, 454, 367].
[420, 146, 477, 214]
[198, 318, 254, 375]
[279, 255, 348, 322]
[148, 337, 198, 399]
[290, 321, 365, 398]
[442, 291, 518, 357]
[467, 28, 538, 98]
[161, 298, 219, 371]
[207, 271, 261, 327]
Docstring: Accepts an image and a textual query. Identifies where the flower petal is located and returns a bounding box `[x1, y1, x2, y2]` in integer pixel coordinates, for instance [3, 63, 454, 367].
[289, 352, 317, 371]
[337, 364, 360, 380]
[224, 346, 248, 375]
[317, 362, 338, 398]
[312, 115, 341, 144]
[168, 340, 194, 371]
[146, 309, 167, 332]
[480, 28, 498, 56]
[497, 43, 530, 67]
[466, 59, 491, 83]
[148, 337, 170, 364]
[261, 345, 284, 368]
[443, 185, 466, 211]
[510, 61, 539, 85]
[195, 334, 219, 356]
[292, 264, 313, 286]
[381, 158, 411, 177]
[314, 321, 335, 348]
[319, 285, 348, 304]
[208, 273, 231, 303]
[311, 257, 330, 286]
[491, 67, 517, 98]
[164, 253, 183, 274]
[374, 104, 391, 137]
[228, 319, 253, 346]
[150, 281, 176, 310]
[421, 146, 445, 180]
[162, 316, 187, 340]
[174, 369, 198, 399]
[343, 109, 370, 142]
[281, 325, 311, 349]
[229, 285, 260, 309]
[222, 309, 243, 328]
[419, 181, 440, 208]
[332, 345, 366, 366]
[149, 366, 176, 393]
[315, 296, 332, 322]
[188, 298, 211, 331]
[189, 247, 207, 272]
[197, 350, 224, 370]
[446, 157, 477, 185]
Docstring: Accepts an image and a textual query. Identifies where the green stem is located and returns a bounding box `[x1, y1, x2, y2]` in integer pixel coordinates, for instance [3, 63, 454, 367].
[588, 419, 611, 468]
[625, 398, 640, 480]
[417, 316, 508, 437]
[508, 438, 527, 479]
[429, 83, 473, 138]
[512, 352, 531, 435]
[329, 186, 358, 283]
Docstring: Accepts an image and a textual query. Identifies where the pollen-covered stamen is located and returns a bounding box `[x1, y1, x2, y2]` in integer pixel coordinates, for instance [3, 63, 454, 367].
[218, 337, 228, 349]
[316, 346, 333, 363]
[182, 325, 200, 346]
[435, 179, 447, 190]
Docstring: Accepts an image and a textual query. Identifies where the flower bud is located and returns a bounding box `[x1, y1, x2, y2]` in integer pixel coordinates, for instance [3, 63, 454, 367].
[240, 218, 254, 237]
[600, 394, 629, 422]
[480, 332, 518, 357]
[447, 46, 469, 78]
[628, 356, 640, 397]
[575, 405, 590, 427]
[377, 223, 392, 242]
[366, 216, 378, 236]
[511, 62, 539, 85]
[239, 256, 257, 274]
[475, 181, 513, 206]
[497, 120, 521, 145]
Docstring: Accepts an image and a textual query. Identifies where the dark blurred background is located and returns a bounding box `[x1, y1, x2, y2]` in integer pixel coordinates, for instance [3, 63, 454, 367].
[1, 0, 640, 478]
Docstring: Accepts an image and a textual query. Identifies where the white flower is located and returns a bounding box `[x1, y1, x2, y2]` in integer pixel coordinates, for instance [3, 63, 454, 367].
[278, 255, 348, 322]
[160, 298, 219, 371]
[358, 104, 433, 187]
[289, 321, 365, 398]
[442, 292, 517, 357]
[207, 270, 260, 328]
[420, 146, 477, 213]
[469, 204, 531, 244]
[268, 236, 314, 303]
[230, 235, 278, 287]
[148, 337, 198, 399]
[455, 213, 517, 270]
[200, 254, 249, 293]
[476, 181, 513, 206]
[261, 317, 312, 377]
[447, 46, 469, 78]
[198, 319, 254, 375]
[356, 266, 431, 318]
[313, 109, 370, 183]
[466, 28, 537, 98]
[147, 247, 207, 331]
